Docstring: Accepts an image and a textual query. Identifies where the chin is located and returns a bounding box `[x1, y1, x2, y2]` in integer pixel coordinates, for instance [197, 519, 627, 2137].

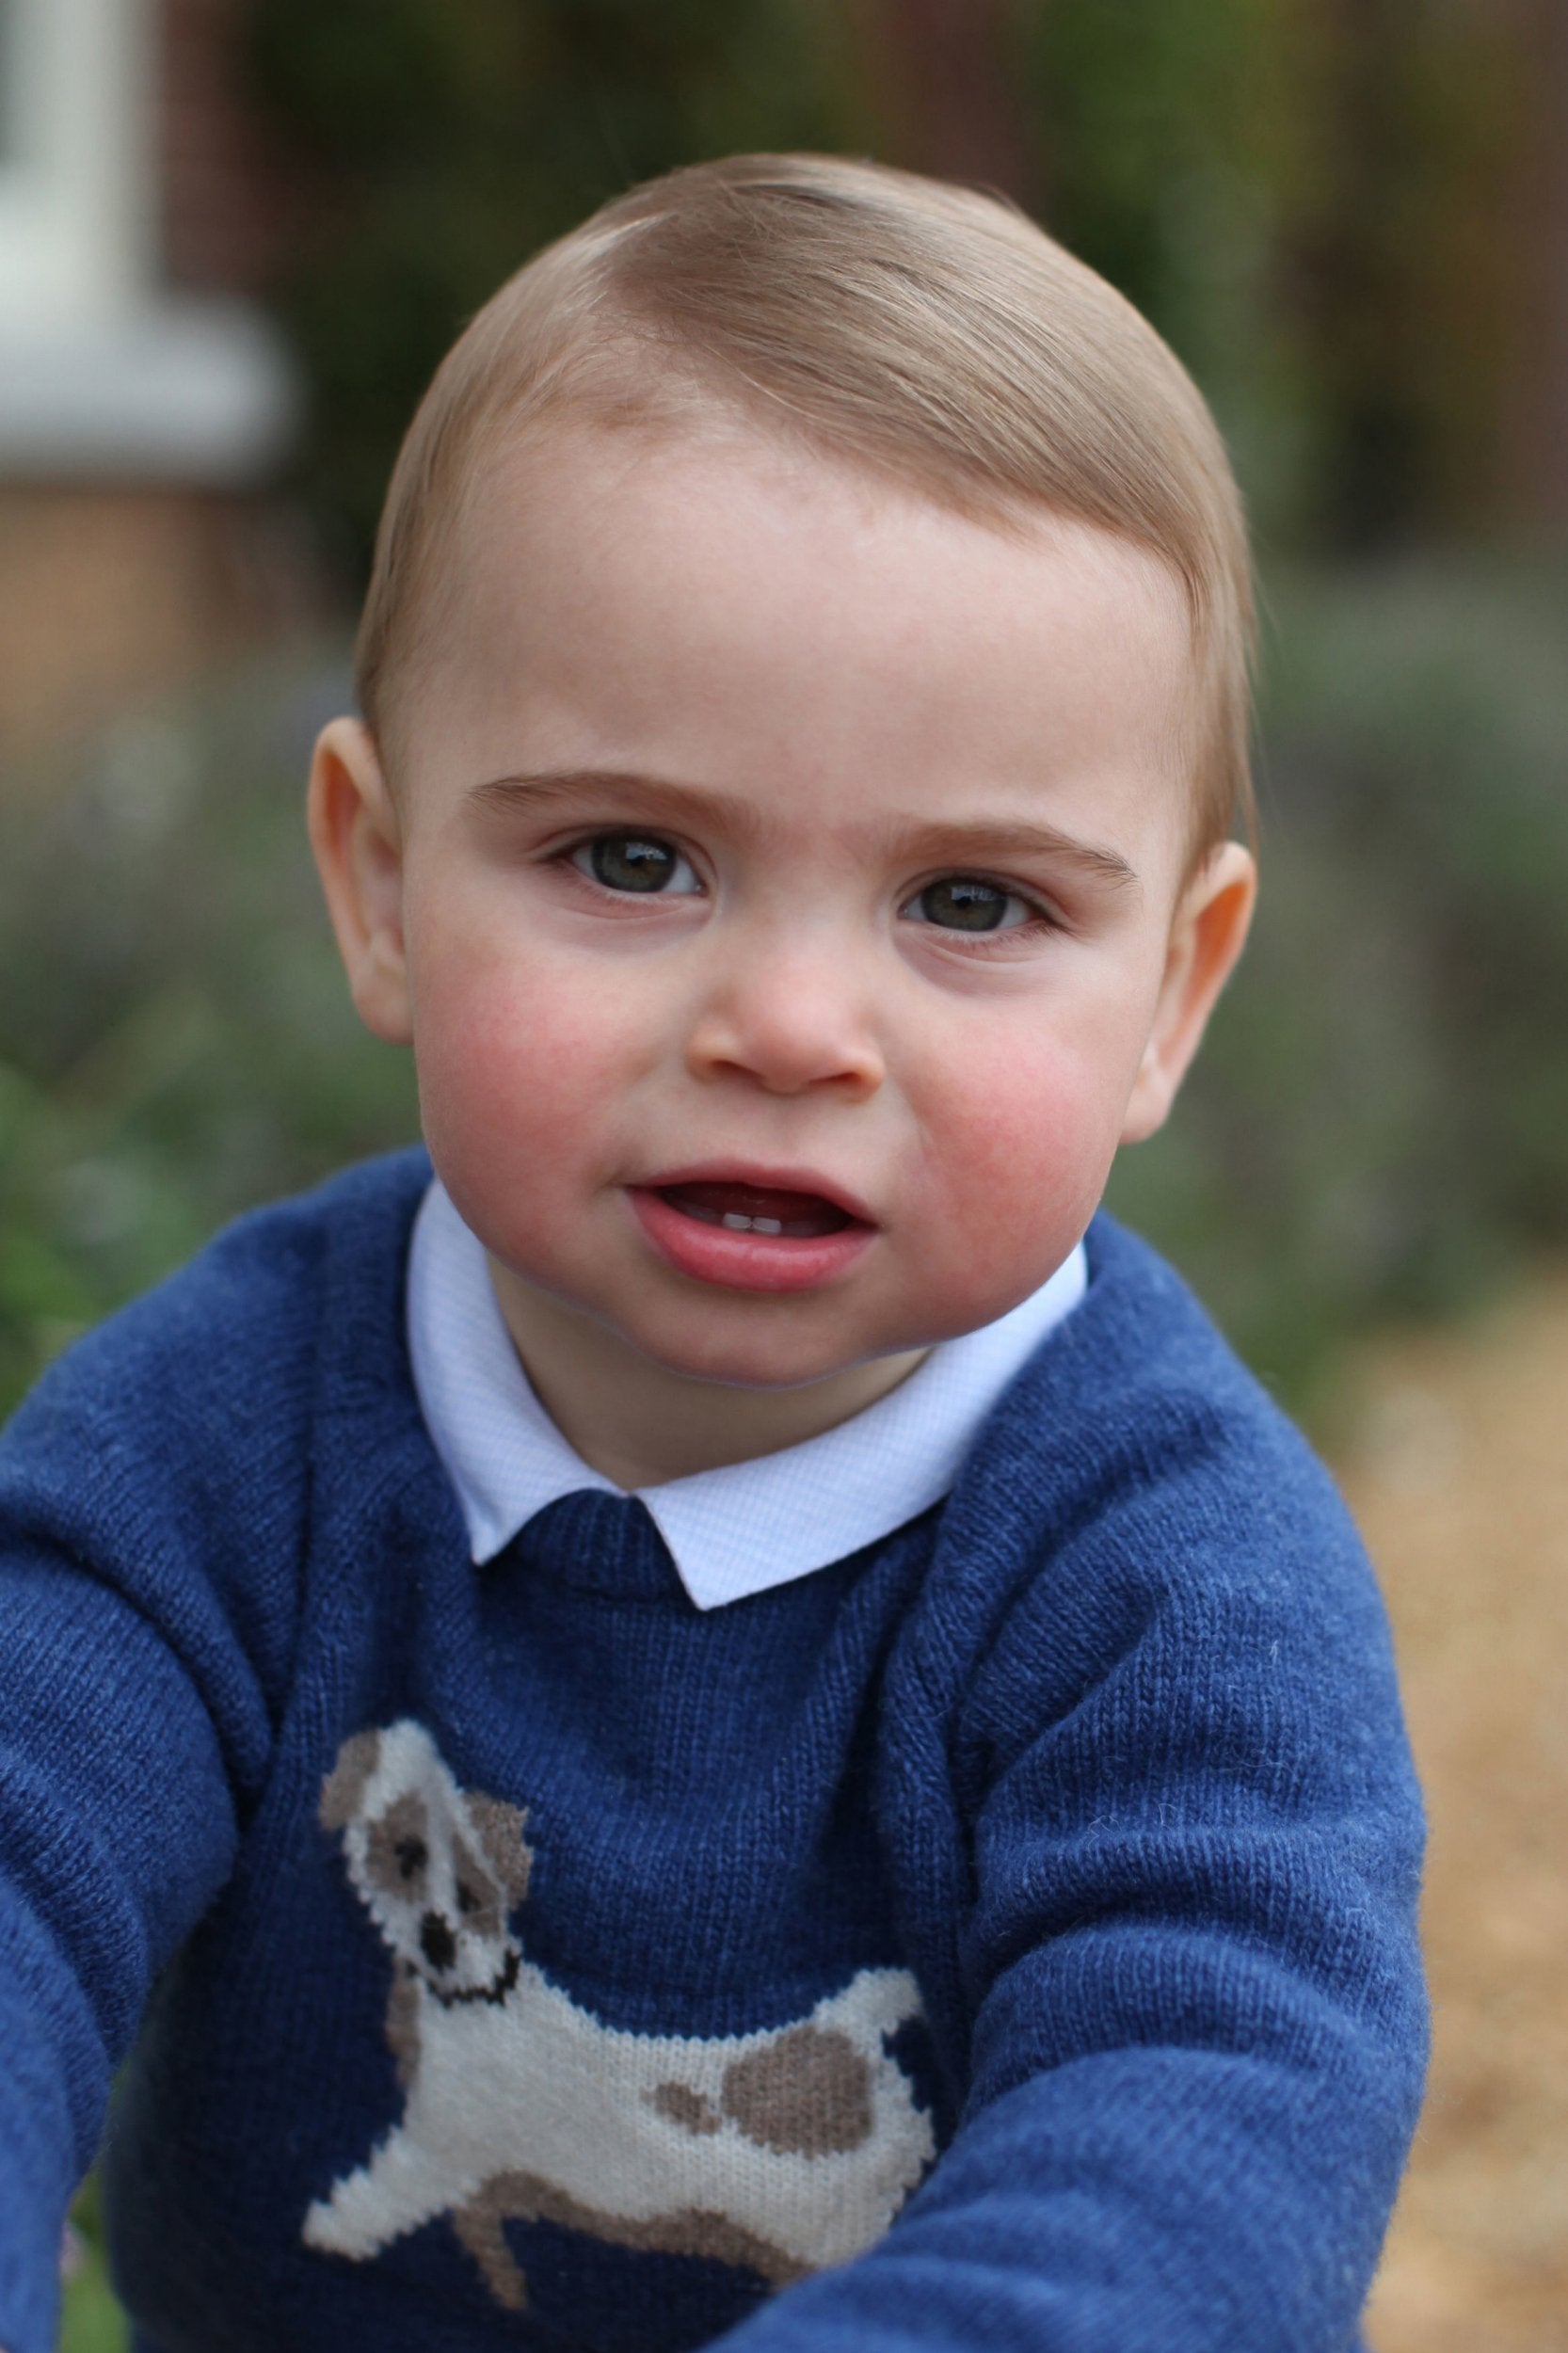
[618, 1308, 883, 1395]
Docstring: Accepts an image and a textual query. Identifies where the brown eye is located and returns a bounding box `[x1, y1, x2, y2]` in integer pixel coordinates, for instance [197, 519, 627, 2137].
[394, 1836, 428, 1881]
[914, 877, 1014, 932]
[595, 835, 673, 890]
[571, 834, 701, 897]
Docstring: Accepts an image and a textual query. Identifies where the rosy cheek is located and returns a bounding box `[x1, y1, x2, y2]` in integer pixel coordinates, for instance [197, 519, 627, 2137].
[410, 948, 616, 1200]
[422, 934, 604, 1095]
[916, 1045, 1124, 1301]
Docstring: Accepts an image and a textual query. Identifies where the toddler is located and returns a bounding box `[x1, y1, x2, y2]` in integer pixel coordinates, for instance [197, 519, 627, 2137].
[0, 155, 1425, 2353]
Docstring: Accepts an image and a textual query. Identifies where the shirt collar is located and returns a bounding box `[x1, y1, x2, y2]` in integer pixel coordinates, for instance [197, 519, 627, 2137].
[407, 1177, 1086, 1611]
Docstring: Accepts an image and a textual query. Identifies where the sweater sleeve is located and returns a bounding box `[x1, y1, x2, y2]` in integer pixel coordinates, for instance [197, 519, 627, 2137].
[0, 1538, 241, 2353]
[0, 1238, 311, 2353]
[716, 1417, 1428, 2353]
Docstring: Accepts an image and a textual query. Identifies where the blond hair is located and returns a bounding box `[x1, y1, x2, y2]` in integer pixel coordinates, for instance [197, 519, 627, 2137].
[359, 152, 1254, 857]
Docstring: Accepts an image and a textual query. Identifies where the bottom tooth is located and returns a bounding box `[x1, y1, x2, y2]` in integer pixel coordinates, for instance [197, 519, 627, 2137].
[671, 1200, 812, 1238]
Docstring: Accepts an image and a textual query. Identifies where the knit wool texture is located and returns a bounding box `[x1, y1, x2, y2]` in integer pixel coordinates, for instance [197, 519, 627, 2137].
[0, 1150, 1427, 2353]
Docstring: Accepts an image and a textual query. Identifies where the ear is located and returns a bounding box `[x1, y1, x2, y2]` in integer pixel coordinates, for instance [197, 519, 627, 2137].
[469, 1794, 532, 1906]
[307, 716, 413, 1045]
[1120, 840, 1256, 1145]
[320, 1727, 383, 1833]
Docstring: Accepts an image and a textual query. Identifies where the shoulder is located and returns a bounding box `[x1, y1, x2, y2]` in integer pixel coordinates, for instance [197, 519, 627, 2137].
[961, 1210, 1356, 1571]
[0, 1146, 432, 1557]
[886, 1224, 1426, 1921]
[921, 1214, 1402, 1761]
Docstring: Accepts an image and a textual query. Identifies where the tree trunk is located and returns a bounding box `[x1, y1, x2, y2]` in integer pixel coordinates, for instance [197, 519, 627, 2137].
[853, 0, 1039, 212]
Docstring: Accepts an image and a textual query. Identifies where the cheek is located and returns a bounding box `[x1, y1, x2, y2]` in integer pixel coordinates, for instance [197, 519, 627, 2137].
[408, 937, 641, 1203]
[912, 1024, 1142, 1298]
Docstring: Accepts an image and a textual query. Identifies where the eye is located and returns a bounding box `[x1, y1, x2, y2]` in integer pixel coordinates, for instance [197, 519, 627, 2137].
[903, 875, 1038, 934]
[456, 1881, 482, 1916]
[570, 832, 701, 896]
[394, 1836, 428, 1881]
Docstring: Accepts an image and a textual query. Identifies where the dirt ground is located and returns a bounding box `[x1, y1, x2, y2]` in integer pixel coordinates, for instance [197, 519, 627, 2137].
[1336, 1274, 1568, 2351]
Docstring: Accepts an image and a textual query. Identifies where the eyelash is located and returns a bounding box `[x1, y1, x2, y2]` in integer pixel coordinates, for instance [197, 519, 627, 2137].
[553, 829, 1059, 943]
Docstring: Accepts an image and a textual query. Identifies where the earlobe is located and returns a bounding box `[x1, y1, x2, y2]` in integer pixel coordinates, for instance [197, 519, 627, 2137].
[1120, 840, 1256, 1145]
[307, 716, 414, 1046]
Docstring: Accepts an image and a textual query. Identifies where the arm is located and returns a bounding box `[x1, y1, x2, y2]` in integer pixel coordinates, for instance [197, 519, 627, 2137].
[0, 1242, 303, 2353]
[0, 1527, 245, 2353]
[721, 1443, 1427, 2353]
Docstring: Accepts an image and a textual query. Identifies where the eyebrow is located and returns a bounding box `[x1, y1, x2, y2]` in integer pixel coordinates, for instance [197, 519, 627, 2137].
[469, 768, 1141, 893]
[887, 818, 1140, 893]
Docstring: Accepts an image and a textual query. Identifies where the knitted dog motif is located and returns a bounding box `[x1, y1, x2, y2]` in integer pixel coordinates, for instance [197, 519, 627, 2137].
[304, 1721, 935, 2311]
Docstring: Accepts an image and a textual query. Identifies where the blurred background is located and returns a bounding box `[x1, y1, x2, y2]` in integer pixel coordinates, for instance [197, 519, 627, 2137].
[0, 3, 1563, 2347]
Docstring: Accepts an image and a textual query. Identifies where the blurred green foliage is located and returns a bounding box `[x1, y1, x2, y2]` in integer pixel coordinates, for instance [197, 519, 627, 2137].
[0, 665, 417, 1422]
[248, 0, 872, 566]
[57, 2182, 123, 2353]
[1109, 557, 1568, 1417]
[1020, 0, 1526, 546]
[248, 0, 1529, 573]
[1018, 0, 1323, 529]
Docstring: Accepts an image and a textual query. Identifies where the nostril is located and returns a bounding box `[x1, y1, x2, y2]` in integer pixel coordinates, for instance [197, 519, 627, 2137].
[420, 1911, 456, 1971]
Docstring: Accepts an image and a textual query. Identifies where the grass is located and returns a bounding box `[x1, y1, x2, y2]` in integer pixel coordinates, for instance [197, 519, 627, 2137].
[57, 2185, 122, 2353]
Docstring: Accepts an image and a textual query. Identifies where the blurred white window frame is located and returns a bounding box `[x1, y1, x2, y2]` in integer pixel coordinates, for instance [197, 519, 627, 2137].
[0, 0, 152, 318]
[0, 0, 299, 480]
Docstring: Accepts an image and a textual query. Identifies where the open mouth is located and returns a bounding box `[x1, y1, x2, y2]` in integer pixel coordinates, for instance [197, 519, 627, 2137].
[628, 1171, 876, 1292]
[655, 1180, 856, 1241]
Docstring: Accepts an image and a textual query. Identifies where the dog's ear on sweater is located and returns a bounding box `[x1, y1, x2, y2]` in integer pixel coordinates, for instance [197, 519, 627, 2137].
[470, 1793, 532, 1906]
[320, 1729, 384, 1832]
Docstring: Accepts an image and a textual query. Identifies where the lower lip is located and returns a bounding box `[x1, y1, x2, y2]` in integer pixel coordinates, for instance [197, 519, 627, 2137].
[627, 1188, 876, 1294]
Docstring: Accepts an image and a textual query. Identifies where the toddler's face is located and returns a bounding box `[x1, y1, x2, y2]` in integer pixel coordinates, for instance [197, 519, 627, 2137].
[316, 423, 1251, 1423]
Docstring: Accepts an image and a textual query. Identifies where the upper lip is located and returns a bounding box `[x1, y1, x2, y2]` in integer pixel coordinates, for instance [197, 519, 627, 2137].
[633, 1161, 877, 1226]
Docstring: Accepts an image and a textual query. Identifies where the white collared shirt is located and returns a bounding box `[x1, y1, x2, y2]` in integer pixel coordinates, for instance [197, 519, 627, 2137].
[407, 1179, 1086, 1612]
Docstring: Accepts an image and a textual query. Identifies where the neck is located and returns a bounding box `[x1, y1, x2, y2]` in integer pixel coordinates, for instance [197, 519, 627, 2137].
[484, 1258, 927, 1488]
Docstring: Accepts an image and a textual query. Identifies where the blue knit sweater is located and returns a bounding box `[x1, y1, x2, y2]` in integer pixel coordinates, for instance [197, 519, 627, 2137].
[0, 1150, 1425, 2353]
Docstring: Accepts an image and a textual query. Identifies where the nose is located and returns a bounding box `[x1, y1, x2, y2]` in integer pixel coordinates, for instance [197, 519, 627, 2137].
[683, 930, 885, 1100]
[420, 1910, 456, 1971]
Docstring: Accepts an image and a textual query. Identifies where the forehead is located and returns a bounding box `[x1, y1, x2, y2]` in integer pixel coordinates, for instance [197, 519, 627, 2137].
[406, 421, 1195, 861]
